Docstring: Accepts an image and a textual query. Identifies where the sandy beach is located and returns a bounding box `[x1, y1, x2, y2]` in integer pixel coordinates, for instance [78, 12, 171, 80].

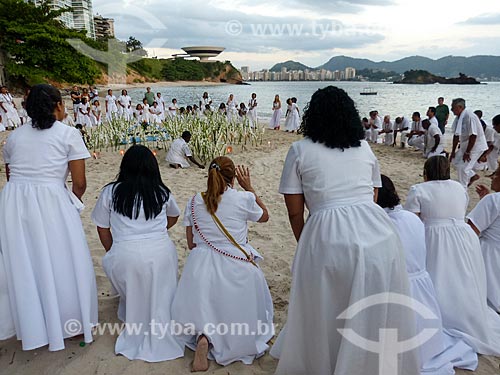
[0, 128, 499, 375]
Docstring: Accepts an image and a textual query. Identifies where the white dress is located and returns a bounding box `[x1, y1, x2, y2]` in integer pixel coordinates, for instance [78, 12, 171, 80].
[467, 192, 500, 312]
[0, 121, 98, 351]
[91, 185, 185, 362]
[385, 205, 478, 374]
[117, 95, 131, 120]
[271, 139, 419, 375]
[76, 102, 91, 127]
[269, 102, 282, 129]
[227, 99, 238, 122]
[90, 105, 102, 127]
[171, 189, 274, 366]
[405, 180, 500, 355]
[0, 93, 21, 128]
[248, 98, 258, 128]
[105, 95, 118, 121]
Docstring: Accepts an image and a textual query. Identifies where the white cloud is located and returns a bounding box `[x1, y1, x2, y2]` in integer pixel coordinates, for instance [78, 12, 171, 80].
[93, 0, 500, 70]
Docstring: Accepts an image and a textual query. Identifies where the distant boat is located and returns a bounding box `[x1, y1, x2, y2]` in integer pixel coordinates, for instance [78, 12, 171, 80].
[360, 88, 377, 96]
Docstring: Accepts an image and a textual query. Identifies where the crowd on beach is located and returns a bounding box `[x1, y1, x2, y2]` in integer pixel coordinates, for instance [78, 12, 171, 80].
[362, 97, 500, 188]
[3, 83, 500, 375]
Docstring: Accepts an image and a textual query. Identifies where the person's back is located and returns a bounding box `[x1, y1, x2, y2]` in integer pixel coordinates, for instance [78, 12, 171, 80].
[386, 207, 426, 273]
[5, 121, 87, 182]
[282, 138, 378, 211]
[407, 180, 467, 221]
[190, 188, 260, 247]
[94, 184, 176, 242]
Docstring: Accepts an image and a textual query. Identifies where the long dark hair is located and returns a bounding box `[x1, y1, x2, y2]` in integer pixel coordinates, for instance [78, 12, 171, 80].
[377, 175, 401, 209]
[26, 84, 62, 130]
[109, 145, 170, 220]
[300, 86, 364, 149]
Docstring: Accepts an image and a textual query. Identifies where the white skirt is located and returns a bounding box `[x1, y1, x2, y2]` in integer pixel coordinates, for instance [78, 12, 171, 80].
[0, 179, 98, 351]
[284, 112, 300, 132]
[425, 219, 500, 355]
[269, 108, 282, 129]
[409, 270, 478, 374]
[479, 237, 500, 312]
[271, 202, 419, 375]
[171, 243, 273, 366]
[102, 235, 184, 362]
[0, 252, 15, 340]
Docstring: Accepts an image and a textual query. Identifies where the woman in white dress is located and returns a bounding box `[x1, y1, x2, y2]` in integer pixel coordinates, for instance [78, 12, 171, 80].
[105, 89, 118, 122]
[271, 86, 418, 375]
[90, 100, 102, 127]
[247, 93, 258, 128]
[117, 89, 132, 120]
[0, 86, 21, 129]
[378, 175, 478, 375]
[405, 155, 500, 355]
[168, 99, 178, 118]
[172, 156, 273, 372]
[91, 145, 184, 362]
[149, 101, 162, 124]
[142, 98, 151, 123]
[269, 94, 282, 130]
[76, 97, 92, 128]
[284, 97, 300, 133]
[0, 84, 97, 350]
[226, 94, 238, 122]
[467, 167, 500, 312]
[133, 104, 145, 125]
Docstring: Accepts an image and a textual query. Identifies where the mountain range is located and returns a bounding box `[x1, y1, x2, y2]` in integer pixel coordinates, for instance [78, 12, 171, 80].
[270, 55, 500, 79]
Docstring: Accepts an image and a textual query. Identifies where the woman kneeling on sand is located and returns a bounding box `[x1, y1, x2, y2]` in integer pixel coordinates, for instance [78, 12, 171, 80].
[172, 156, 274, 372]
[92, 145, 184, 362]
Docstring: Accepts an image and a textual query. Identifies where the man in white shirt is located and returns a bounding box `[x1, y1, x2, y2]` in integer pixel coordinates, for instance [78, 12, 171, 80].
[393, 116, 410, 147]
[450, 98, 488, 187]
[427, 107, 439, 128]
[422, 119, 444, 158]
[166, 131, 205, 169]
[407, 112, 425, 151]
[369, 110, 382, 143]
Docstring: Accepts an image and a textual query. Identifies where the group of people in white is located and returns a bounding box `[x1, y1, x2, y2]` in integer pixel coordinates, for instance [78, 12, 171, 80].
[0, 86, 27, 131]
[364, 97, 500, 188]
[3, 84, 500, 375]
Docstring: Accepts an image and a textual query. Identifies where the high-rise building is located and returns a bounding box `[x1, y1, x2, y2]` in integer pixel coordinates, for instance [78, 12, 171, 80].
[94, 14, 115, 39]
[27, 0, 74, 29]
[26, 0, 95, 39]
[240, 66, 249, 81]
[72, 0, 95, 39]
[345, 67, 356, 80]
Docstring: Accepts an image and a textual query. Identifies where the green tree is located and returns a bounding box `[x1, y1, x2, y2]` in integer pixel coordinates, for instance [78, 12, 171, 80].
[0, 0, 102, 86]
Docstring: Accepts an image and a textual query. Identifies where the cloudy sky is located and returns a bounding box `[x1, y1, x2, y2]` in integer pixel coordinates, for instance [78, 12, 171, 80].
[93, 0, 500, 70]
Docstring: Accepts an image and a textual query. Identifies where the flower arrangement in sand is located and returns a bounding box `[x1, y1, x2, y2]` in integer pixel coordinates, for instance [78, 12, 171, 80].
[86, 114, 265, 163]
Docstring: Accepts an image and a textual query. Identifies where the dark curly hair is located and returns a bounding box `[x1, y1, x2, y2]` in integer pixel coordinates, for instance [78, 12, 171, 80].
[26, 84, 62, 130]
[300, 86, 364, 149]
[377, 175, 401, 209]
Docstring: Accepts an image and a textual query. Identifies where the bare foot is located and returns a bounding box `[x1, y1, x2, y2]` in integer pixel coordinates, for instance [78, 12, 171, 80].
[468, 174, 480, 187]
[192, 336, 209, 372]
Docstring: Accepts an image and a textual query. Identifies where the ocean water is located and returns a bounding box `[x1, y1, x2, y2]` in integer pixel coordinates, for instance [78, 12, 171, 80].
[127, 81, 500, 126]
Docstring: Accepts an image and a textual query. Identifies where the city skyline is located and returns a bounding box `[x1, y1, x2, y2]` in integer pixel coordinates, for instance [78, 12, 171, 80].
[92, 0, 500, 70]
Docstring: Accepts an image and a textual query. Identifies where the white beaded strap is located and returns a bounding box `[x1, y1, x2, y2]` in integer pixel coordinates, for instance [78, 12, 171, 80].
[190, 195, 255, 264]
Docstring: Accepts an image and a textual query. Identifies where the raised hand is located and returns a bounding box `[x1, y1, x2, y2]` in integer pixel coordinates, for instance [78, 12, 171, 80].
[236, 165, 253, 192]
